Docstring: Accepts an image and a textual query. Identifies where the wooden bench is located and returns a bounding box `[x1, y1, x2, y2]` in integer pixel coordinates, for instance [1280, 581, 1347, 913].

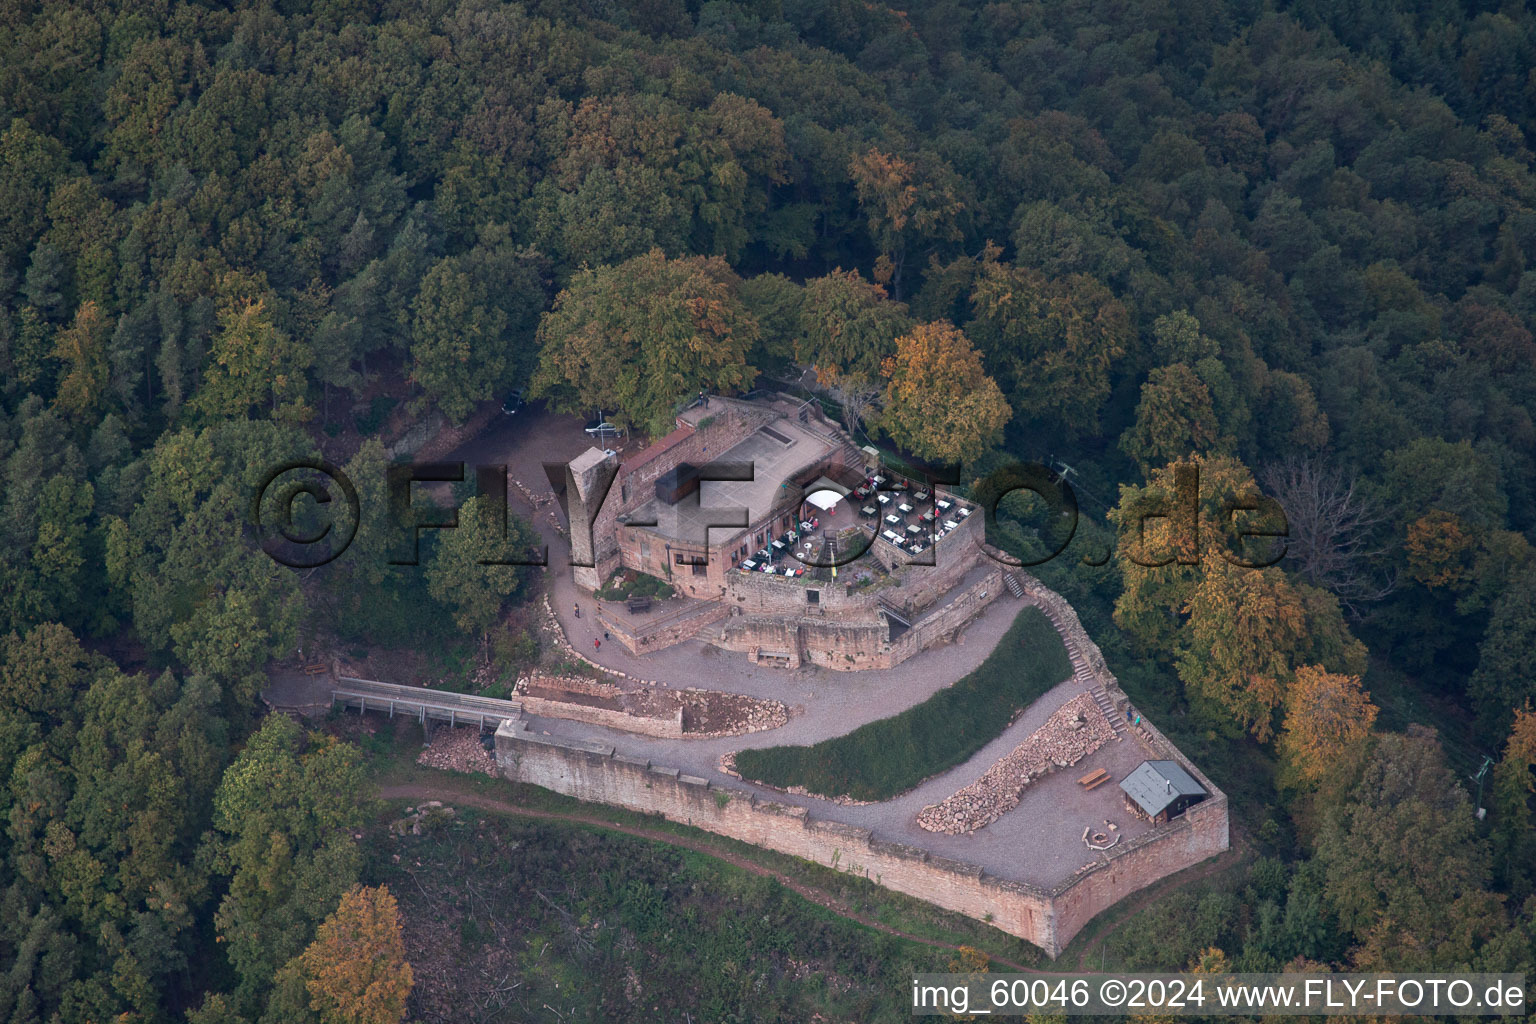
[301, 662, 329, 676]
[626, 595, 652, 614]
[1085, 774, 1111, 790]
[1077, 768, 1109, 788]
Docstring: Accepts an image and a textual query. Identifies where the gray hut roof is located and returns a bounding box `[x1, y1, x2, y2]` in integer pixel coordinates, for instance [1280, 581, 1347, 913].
[1119, 760, 1206, 817]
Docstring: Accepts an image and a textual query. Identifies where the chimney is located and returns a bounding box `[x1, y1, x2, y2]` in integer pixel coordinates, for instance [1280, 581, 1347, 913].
[1165, 778, 1172, 794]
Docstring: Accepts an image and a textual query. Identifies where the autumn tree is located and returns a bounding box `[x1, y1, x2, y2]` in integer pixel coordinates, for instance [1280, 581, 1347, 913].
[193, 279, 312, 422]
[51, 300, 111, 419]
[1405, 508, 1482, 593]
[297, 886, 413, 1024]
[531, 249, 758, 436]
[1119, 363, 1223, 474]
[1111, 455, 1366, 738]
[878, 321, 1010, 464]
[1488, 704, 1536, 900]
[847, 147, 965, 299]
[1180, 560, 1312, 740]
[1277, 665, 1378, 786]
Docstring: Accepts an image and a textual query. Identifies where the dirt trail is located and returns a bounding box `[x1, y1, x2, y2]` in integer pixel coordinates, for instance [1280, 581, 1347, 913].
[378, 782, 1049, 974]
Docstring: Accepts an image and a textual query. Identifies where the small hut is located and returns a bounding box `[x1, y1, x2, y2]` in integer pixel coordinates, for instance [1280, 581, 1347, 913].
[1119, 760, 1207, 825]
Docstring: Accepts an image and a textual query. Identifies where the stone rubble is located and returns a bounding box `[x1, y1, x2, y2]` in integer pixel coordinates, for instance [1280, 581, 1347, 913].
[916, 692, 1115, 835]
[417, 726, 498, 777]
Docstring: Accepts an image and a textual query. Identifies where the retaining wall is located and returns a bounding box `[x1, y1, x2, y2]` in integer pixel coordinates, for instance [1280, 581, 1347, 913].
[496, 573, 1229, 956]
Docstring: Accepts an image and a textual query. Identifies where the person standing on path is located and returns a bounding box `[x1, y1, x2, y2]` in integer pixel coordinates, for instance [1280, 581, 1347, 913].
[574, 603, 580, 619]
[594, 638, 601, 651]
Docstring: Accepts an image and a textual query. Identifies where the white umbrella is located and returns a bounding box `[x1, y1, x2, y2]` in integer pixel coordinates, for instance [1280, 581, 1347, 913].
[805, 488, 842, 511]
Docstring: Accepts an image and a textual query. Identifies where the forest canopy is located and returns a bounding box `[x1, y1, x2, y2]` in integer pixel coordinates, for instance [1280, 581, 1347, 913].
[4, 0, 1536, 1019]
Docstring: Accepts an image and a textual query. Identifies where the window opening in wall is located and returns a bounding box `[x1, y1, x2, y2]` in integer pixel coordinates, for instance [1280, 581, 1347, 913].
[807, 589, 820, 604]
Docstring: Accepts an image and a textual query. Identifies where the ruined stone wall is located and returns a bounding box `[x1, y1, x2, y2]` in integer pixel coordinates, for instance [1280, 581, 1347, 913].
[602, 600, 731, 655]
[495, 708, 1227, 957]
[494, 717, 1058, 951]
[716, 568, 1004, 671]
[510, 693, 685, 738]
[1047, 793, 1230, 944]
[497, 570, 1230, 954]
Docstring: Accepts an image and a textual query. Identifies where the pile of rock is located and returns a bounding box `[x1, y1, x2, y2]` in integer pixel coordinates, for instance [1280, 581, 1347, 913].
[417, 727, 498, 777]
[390, 801, 457, 835]
[681, 689, 791, 737]
[916, 692, 1114, 835]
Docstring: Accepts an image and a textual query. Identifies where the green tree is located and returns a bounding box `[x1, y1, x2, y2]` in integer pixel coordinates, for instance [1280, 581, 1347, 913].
[425, 495, 537, 640]
[193, 281, 312, 422]
[206, 716, 371, 1013]
[967, 251, 1130, 435]
[1469, 564, 1536, 733]
[1314, 728, 1508, 970]
[795, 268, 912, 393]
[1119, 363, 1224, 474]
[531, 249, 758, 435]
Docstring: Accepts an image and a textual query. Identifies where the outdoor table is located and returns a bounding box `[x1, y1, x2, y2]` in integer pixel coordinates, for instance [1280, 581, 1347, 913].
[885, 514, 901, 525]
[958, 506, 972, 518]
[741, 559, 757, 570]
[860, 505, 877, 517]
[936, 498, 952, 510]
[882, 529, 900, 542]
[920, 511, 936, 522]
[771, 540, 785, 550]
[898, 502, 913, 514]
[909, 543, 923, 554]
[877, 493, 891, 504]
[944, 519, 958, 531]
[914, 490, 929, 501]
[872, 475, 885, 485]
[907, 524, 922, 535]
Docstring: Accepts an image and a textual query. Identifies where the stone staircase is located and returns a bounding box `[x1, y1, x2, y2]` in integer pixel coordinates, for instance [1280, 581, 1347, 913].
[1031, 586, 1127, 739]
[694, 618, 727, 647]
[1003, 572, 1025, 598]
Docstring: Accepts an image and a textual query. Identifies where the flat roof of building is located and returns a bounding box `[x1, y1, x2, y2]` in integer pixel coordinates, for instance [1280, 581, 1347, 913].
[620, 417, 839, 546]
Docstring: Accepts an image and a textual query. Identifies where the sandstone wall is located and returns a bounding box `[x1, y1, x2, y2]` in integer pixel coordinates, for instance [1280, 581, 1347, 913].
[717, 566, 1002, 671]
[494, 717, 1058, 951]
[510, 693, 685, 739]
[495, 709, 1227, 957]
[602, 600, 731, 654]
[496, 572, 1229, 957]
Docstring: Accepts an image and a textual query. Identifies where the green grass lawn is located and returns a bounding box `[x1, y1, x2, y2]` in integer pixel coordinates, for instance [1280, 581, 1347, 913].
[733, 604, 1073, 801]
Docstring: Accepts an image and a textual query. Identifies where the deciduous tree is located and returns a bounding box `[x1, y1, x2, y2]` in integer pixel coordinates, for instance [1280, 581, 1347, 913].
[878, 321, 1010, 464]
[531, 249, 757, 436]
[1278, 665, 1378, 786]
[298, 886, 412, 1024]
